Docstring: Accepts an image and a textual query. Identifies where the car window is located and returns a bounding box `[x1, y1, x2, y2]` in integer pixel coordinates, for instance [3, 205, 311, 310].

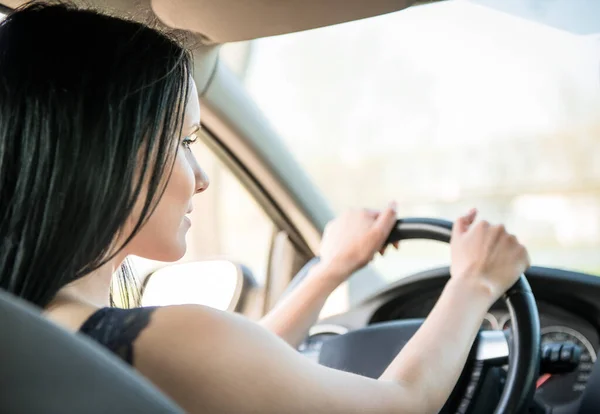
[221, 1, 600, 291]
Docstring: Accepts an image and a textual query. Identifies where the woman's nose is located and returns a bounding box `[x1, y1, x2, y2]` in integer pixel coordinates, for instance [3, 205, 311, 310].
[195, 166, 209, 194]
[187, 150, 209, 194]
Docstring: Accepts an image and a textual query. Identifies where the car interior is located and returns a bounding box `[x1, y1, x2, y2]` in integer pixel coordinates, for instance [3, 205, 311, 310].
[1, 0, 600, 413]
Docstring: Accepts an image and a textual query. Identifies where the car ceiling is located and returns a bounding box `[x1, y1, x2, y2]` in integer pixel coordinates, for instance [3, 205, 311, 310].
[0, 0, 436, 96]
[3, 0, 593, 91]
[0, 0, 433, 43]
[4, 0, 596, 42]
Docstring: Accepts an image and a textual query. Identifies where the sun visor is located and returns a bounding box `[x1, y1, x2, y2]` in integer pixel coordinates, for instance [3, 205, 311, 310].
[151, 0, 422, 43]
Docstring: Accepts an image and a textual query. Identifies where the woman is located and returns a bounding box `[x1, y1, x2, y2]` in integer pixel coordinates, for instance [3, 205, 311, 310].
[0, 3, 530, 413]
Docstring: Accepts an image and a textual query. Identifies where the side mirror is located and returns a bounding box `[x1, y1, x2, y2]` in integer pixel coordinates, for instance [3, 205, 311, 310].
[141, 260, 259, 313]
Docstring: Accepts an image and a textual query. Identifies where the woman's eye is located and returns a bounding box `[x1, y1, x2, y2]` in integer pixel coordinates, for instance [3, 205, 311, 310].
[182, 132, 199, 149]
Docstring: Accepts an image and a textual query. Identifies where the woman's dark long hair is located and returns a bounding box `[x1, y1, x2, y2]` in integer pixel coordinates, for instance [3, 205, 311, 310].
[0, 2, 192, 308]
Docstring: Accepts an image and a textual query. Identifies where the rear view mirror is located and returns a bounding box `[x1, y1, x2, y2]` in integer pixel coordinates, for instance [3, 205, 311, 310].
[141, 260, 258, 312]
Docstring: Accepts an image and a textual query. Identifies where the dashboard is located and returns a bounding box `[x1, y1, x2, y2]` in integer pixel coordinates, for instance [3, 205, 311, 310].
[372, 290, 598, 408]
[301, 265, 600, 413]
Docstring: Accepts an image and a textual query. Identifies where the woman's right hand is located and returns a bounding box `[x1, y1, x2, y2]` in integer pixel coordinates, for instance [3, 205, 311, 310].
[450, 208, 531, 303]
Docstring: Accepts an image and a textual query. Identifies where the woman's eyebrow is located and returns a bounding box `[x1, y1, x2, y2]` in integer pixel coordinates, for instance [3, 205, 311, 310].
[186, 124, 201, 136]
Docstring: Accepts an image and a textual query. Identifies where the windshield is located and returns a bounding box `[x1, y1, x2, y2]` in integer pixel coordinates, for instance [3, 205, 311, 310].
[221, 1, 600, 290]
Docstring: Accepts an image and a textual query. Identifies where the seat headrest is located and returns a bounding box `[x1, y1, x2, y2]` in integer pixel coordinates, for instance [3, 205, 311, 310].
[0, 289, 183, 413]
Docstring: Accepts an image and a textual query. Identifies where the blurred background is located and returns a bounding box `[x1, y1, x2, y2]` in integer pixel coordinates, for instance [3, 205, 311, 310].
[138, 1, 600, 308]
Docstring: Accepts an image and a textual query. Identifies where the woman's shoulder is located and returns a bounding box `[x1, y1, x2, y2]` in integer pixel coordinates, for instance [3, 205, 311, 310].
[88, 305, 376, 414]
[79, 304, 247, 365]
[79, 306, 159, 364]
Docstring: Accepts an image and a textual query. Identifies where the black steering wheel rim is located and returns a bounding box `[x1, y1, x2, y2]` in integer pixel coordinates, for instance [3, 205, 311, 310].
[386, 218, 540, 413]
[293, 217, 541, 414]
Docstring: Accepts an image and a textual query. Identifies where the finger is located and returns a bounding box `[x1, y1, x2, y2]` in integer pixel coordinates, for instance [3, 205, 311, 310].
[464, 208, 477, 225]
[515, 241, 531, 270]
[491, 224, 507, 244]
[371, 201, 398, 243]
[524, 248, 531, 269]
[364, 209, 380, 218]
[393, 241, 400, 249]
[452, 208, 478, 237]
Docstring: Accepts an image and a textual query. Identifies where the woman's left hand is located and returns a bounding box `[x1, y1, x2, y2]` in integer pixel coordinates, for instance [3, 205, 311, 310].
[260, 203, 398, 347]
[318, 202, 399, 283]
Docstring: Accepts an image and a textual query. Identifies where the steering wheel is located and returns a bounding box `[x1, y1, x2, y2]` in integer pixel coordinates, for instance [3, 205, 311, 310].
[294, 218, 541, 414]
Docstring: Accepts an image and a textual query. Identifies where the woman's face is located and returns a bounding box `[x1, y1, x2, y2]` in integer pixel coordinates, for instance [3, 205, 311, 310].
[124, 79, 209, 262]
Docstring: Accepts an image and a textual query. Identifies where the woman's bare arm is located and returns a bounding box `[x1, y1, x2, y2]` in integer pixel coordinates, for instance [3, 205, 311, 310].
[259, 262, 341, 347]
[260, 205, 398, 347]
[132, 211, 529, 414]
[133, 278, 490, 413]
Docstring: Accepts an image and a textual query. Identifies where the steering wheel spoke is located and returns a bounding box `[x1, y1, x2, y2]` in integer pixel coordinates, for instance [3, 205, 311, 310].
[475, 330, 510, 366]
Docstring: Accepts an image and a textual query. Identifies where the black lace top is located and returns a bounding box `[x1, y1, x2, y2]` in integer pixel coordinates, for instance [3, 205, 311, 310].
[79, 306, 157, 365]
